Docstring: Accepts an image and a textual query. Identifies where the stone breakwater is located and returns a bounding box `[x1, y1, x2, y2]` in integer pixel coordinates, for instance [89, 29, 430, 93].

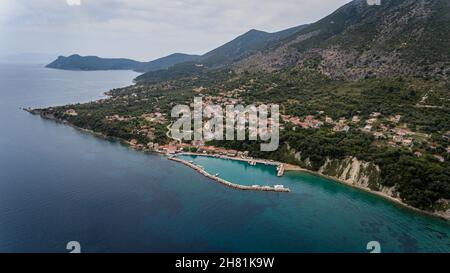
[168, 156, 290, 193]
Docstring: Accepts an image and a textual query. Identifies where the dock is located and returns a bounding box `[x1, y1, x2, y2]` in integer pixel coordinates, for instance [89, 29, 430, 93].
[168, 156, 290, 193]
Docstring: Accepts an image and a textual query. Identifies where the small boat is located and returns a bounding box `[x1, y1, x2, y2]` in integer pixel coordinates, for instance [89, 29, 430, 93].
[215, 173, 220, 177]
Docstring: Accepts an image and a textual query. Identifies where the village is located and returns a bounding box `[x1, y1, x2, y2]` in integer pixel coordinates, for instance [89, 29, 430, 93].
[80, 98, 448, 164]
[116, 105, 447, 165]
[63, 83, 449, 165]
[281, 111, 449, 163]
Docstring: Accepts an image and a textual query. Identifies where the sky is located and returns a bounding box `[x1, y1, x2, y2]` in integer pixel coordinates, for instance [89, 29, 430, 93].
[0, 0, 352, 61]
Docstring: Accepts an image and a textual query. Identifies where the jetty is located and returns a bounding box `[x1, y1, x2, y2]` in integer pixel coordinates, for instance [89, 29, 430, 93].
[168, 156, 290, 193]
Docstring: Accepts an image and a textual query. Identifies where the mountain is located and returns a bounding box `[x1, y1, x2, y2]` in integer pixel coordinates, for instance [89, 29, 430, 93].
[140, 0, 450, 83]
[46, 54, 142, 71]
[35, 0, 450, 215]
[140, 53, 200, 72]
[46, 53, 199, 72]
[235, 0, 450, 80]
[197, 25, 308, 67]
[136, 24, 307, 82]
[46, 0, 450, 82]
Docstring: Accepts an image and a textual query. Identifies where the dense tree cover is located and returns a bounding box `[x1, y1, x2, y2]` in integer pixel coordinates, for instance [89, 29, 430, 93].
[210, 127, 450, 211]
[39, 66, 450, 211]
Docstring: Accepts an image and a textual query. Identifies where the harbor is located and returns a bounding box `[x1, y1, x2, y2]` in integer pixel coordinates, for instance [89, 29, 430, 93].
[168, 155, 291, 192]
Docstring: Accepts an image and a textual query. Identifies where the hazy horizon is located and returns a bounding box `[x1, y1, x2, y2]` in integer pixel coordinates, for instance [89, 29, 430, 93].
[0, 0, 351, 62]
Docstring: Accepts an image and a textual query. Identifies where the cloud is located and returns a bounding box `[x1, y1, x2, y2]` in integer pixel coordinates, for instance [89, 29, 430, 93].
[0, 0, 352, 60]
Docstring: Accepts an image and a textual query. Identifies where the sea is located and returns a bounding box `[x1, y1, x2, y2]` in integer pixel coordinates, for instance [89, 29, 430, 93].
[0, 63, 449, 253]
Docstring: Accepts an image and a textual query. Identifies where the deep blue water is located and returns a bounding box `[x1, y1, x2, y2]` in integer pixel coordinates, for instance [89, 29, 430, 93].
[1, 63, 450, 253]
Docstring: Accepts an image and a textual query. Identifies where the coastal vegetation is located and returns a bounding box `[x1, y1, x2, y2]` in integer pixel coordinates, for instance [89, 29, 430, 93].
[35, 0, 450, 216]
[35, 66, 450, 213]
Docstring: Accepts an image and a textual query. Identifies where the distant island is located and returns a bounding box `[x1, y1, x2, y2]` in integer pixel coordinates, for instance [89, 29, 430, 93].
[45, 24, 308, 75]
[46, 53, 199, 73]
[33, 0, 450, 220]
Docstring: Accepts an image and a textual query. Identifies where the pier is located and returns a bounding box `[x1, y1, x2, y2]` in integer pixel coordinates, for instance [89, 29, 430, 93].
[168, 156, 290, 193]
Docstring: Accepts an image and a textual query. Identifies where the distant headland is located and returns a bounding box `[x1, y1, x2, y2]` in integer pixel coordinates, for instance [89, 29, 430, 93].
[45, 53, 199, 73]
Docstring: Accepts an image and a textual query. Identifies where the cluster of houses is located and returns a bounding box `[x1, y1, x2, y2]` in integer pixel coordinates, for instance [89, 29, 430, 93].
[157, 142, 249, 158]
[134, 126, 156, 141]
[192, 85, 247, 107]
[281, 114, 323, 129]
[64, 109, 78, 116]
[105, 114, 134, 122]
[128, 134, 252, 160]
[106, 112, 166, 124]
[129, 140, 164, 152]
[283, 111, 419, 147]
[331, 117, 351, 132]
[281, 110, 448, 163]
[200, 95, 242, 107]
[387, 128, 415, 147]
[362, 115, 417, 148]
[360, 113, 417, 148]
[140, 112, 167, 124]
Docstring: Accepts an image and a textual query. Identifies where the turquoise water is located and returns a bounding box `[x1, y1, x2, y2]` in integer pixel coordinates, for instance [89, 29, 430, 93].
[178, 155, 450, 252]
[177, 155, 280, 187]
[1, 63, 450, 253]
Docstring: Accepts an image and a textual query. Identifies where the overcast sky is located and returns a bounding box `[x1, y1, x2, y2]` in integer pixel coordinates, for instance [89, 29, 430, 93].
[0, 0, 351, 61]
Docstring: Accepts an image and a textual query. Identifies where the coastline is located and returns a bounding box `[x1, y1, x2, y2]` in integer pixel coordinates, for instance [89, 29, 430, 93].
[176, 152, 450, 221]
[295, 167, 450, 221]
[24, 108, 450, 221]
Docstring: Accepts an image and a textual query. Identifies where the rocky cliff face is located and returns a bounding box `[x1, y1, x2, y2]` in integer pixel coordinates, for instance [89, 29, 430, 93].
[287, 145, 395, 197]
[318, 157, 383, 191]
[235, 0, 450, 80]
[287, 145, 450, 219]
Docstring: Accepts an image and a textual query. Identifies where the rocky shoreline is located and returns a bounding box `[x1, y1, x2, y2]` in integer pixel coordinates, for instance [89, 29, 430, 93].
[24, 108, 450, 221]
[174, 152, 450, 221]
[301, 167, 450, 221]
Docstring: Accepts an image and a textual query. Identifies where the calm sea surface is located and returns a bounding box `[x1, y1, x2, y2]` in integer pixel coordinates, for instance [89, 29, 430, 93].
[0, 63, 449, 253]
